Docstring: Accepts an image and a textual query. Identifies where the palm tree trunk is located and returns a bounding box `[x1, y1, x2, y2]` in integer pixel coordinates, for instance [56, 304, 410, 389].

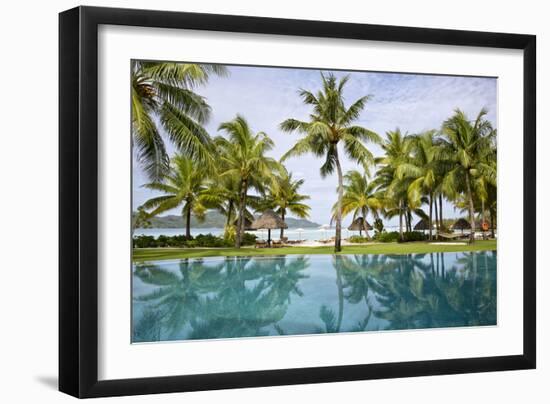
[185, 205, 192, 239]
[434, 195, 439, 233]
[490, 209, 495, 238]
[363, 208, 370, 240]
[481, 199, 486, 239]
[465, 171, 476, 244]
[334, 148, 344, 252]
[235, 179, 248, 248]
[399, 199, 404, 242]
[225, 200, 234, 227]
[439, 194, 443, 231]
[429, 193, 433, 241]
[280, 209, 285, 239]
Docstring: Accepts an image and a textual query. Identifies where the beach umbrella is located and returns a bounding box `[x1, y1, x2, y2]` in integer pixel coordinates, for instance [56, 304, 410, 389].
[347, 217, 372, 237]
[452, 218, 471, 234]
[250, 209, 288, 246]
[320, 224, 330, 239]
[296, 228, 305, 240]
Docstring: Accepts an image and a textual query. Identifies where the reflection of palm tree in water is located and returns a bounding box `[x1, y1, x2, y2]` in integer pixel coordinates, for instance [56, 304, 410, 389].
[191, 256, 309, 339]
[133, 256, 309, 341]
[318, 255, 384, 333]
[133, 252, 496, 341]
[133, 259, 225, 341]
[371, 252, 496, 330]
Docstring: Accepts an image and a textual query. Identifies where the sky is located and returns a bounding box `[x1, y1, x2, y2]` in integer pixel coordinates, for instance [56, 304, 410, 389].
[132, 63, 497, 227]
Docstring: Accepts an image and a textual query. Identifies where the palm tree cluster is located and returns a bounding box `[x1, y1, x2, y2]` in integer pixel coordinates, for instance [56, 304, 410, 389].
[369, 109, 497, 244]
[282, 73, 496, 247]
[134, 62, 311, 248]
[134, 63, 496, 251]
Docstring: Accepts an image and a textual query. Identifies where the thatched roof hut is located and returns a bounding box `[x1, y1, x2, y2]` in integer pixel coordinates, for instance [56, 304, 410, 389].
[251, 210, 287, 245]
[452, 218, 471, 233]
[233, 217, 254, 231]
[348, 217, 373, 231]
[414, 219, 430, 231]
[251, 210, 288, 230]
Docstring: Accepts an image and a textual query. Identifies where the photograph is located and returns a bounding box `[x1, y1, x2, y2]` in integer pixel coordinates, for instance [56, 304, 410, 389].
[131, 60, 498, 343]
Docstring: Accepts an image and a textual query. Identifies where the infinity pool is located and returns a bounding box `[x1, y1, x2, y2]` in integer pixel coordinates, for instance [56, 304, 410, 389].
[132, 251, 496, 343]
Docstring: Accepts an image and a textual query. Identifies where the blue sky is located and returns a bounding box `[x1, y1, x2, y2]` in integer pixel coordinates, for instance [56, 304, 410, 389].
[133, 64, 497, 226]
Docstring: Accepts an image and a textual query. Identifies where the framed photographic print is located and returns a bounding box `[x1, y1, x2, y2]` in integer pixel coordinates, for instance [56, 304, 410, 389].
[59, 6, 536, 398]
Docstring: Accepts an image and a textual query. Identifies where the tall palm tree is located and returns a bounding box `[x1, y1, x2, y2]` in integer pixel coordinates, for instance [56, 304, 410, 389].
[441, 109, 495, 243]
[396, 130, 442, 240]
[140, 155, 218, 238]
[131, 61, 227, 180]
[280, 73, 381, 252]
[373, 129, 413, 241]
[332, 170, 383, 238]
[262, 168, 311, 239]
[216, 115, 281, 247]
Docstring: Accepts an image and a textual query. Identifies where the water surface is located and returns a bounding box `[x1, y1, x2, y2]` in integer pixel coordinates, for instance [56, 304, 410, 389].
[132, 251, 496, 343]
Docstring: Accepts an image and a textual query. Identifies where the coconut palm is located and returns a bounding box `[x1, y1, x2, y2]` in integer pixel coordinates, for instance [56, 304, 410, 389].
[440, 109, 496, 243]
[396, 130, 443, 240]
[280, 73, 381, 252]
[131, 61, 227, 180]
[216, 115, 281, 247]
[207, 175, 260, 229]
[373, 129, 413, 241]
[332, 170, 383, 238]
[261, 168, 311, 239]
[140, 155, 219, 238]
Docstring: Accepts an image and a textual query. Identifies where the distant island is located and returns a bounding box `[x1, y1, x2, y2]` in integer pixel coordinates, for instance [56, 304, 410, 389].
[133, 210, 321, 229]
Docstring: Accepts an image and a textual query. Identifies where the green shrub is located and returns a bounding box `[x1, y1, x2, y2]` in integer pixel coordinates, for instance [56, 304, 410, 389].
[373, 231, 426, 243]
[241, 232, 258, 246]
[401, 231, 426, 242]
[374, 231, 399, 242]
[194, 233, 226, 247]
[348, 235, 370, 243]
[133, 233, 233, 248]
[133, 235, 157, 248]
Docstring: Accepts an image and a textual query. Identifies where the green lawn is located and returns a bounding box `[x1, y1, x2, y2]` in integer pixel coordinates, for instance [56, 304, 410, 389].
[132, 240, 496, 262]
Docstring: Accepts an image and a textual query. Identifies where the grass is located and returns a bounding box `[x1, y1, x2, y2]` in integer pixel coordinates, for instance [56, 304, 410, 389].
[132, 240, 496, 262]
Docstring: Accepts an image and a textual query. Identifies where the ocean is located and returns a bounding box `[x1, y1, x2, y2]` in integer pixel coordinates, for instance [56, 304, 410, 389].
[133, 226, 404, 241]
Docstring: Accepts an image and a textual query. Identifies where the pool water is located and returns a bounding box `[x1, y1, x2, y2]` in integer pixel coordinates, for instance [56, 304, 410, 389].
[132, 251, 496, 343]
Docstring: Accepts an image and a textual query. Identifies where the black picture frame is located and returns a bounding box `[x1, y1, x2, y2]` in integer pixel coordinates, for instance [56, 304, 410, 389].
[59, 5, 536, 398]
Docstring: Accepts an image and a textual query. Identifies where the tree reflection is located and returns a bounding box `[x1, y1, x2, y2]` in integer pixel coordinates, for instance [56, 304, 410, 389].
[369, 252, 496, 330]
[133, 256, 309, 342]
[132, 251, 496, 342]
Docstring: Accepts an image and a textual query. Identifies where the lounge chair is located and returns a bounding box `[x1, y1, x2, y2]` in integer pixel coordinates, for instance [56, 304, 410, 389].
[272, 240, 284, 248]
[255, 240, 268, 248]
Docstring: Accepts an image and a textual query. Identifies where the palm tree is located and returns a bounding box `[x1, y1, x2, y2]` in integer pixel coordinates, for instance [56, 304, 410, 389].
[280, 73, 381, 252]
[333, 170, 383, 238]
[441, 109, 495, 243]
[216, 115, 281, 247]
[140, 155, 218, 238]
[262, 168, 311, 239]
[131, 61, 227, 180]
[396, 130, 442, 240]
[373, 129, 413, 241]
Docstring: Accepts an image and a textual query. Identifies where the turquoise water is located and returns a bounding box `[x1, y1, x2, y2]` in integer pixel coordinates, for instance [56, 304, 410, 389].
[132, 251, 496, 343]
